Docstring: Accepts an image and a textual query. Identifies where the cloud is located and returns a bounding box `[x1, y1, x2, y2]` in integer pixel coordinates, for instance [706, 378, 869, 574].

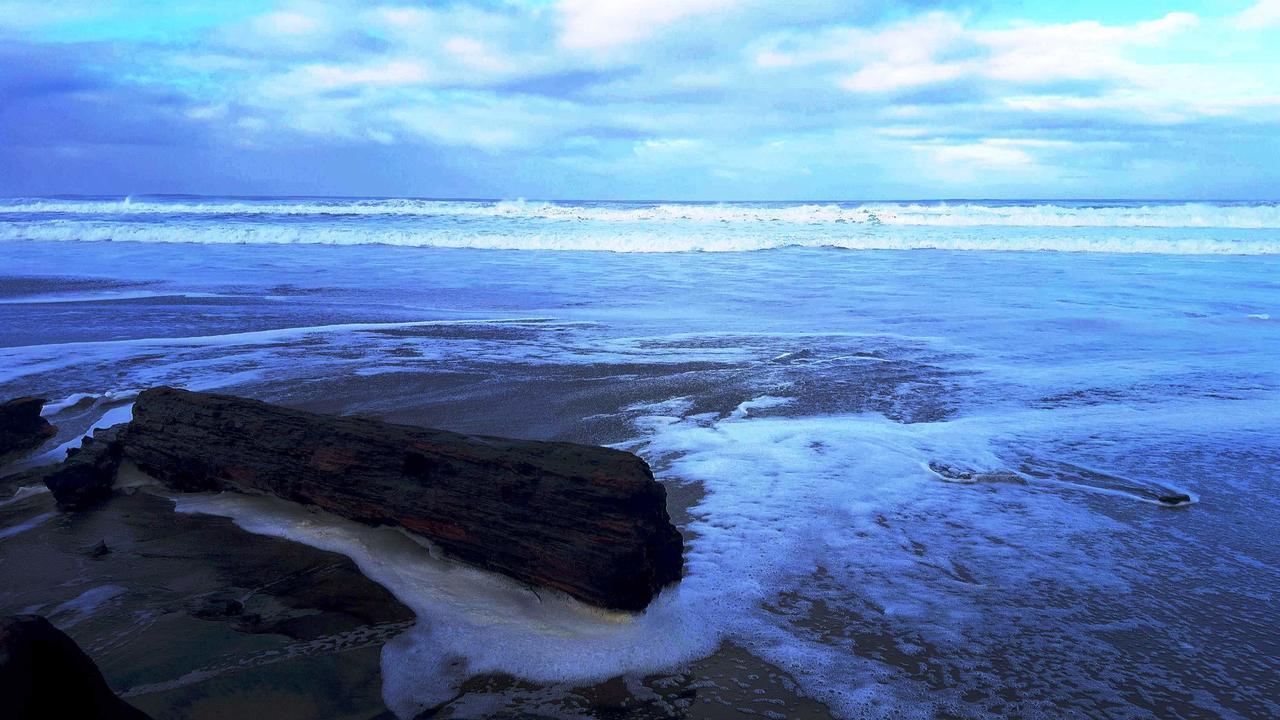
[633, 137, 701, 157]
[0, 1, 108, 30]
[922, 137, 1080, 168]
[760, 11, 1200, 95]
[254, 10, 321, 36]
[1235, 0, 1280, 30]
[386, 92, 585, 151]
[0, 0, 1277, 198]
[288, 60, 432, 91]
[556, 0, 740, 50]
[927, 141, 1032, 168]
[843, 61, 968, 93]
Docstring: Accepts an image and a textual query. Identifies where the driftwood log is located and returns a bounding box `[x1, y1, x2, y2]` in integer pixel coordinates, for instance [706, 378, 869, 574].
[122, 387, 683, 611]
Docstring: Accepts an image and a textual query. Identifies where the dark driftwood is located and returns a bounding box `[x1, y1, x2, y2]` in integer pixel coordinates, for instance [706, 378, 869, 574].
[123, 387, 683, 611]
[0, 615, 151, 720]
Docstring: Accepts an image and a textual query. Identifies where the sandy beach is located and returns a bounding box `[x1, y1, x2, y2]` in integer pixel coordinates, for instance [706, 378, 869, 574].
[3, 228, 1278, 718]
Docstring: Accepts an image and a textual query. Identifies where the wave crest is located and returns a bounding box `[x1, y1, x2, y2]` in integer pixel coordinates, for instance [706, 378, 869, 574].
[2, 223, 1277, 254]
[4, 198, 1280, 229]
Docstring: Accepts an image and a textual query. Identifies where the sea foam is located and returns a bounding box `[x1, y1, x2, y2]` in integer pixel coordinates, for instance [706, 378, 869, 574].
[2, 222, 1277, 254]
[4, 198, 1280, 228]
[2, 198, 1280, 254]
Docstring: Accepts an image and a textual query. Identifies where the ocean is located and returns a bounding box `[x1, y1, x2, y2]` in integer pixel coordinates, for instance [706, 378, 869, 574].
[1, 197, 1278, 718]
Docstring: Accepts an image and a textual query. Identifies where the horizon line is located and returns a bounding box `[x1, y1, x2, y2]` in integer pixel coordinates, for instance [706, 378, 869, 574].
[5, 194, 1279, 204]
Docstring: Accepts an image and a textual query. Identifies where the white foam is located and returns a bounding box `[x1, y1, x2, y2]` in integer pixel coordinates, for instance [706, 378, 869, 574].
[3, 222, 1278, 254]
[171, 493, 719, 719]
[0, 318, 560, 387]
[41, 392, 97, 416]
[0, 485, 49, 507]
[626, 402, 1148, 717]
[31, 403, 134, 464]
[727, 394, 793, 419]
[3, 199, 1280, 254]
[50, 585, 127, 627]
[0, 291, 221, 305]
[4, 222, 1276, 254]
[4, 198, 1279, 228]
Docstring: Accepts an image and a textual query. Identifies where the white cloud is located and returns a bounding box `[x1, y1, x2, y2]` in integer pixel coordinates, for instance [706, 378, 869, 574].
[557, 0, 739, 50]
[842, 62, 966, 93]
[925, 140, 1035, 167]
[634, 138, 701, 156]
[185, 104, 227, 121]
[0, 1, 108, 29]
[876, 127, 929, 138]
[443, 37, 512, 73]
[224, 4, 343, 55]
[387, 94, 577, 151]
[761, 11, 1199, 95]
[254, 10, 321, 37]
[974, 13, 1199, 84]
[756, 12, 966, 72]
[1235, 0, 1280, 29]
[13, 0, 1265, 198]
[284, 61, 432, 91]
[371, 6, 431, 29]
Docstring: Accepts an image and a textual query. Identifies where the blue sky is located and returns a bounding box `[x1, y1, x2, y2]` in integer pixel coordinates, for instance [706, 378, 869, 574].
[1, 0, 1278, 199]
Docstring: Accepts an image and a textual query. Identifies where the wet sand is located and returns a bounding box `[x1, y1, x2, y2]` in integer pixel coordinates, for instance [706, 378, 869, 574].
[0, 488, 411, 719]
[3, 247, 1278, 719]
[0, 347, 842, 719]
[0, 480, 833, 719]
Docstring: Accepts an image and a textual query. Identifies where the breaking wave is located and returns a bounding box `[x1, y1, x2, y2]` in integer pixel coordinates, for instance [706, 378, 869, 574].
[3, 197, 1279, 254]
[4, 198, 1280, 228]
[1, 223, 1277, 254]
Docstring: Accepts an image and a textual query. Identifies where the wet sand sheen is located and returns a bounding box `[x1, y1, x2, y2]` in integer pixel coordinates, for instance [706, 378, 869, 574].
[0, 479, 835, 719]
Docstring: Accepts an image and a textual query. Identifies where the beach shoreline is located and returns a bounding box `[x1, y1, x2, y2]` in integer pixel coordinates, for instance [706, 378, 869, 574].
[2, 232, 1278, 718]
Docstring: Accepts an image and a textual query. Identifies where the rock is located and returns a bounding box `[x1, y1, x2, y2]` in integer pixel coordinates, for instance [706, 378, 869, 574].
[928, 461, 974, 481]
[89, 540, 110, 557]
[2, 491, 414, 717]
[124, 387, 684, 612]
[1158, 493, 1192, 506]
[929, 461, 1025, 485]
[0, 615, 151, 720]
[188, 592, 246, 620]
[42, 426, 125, 509]
[0, 397, 56, 466]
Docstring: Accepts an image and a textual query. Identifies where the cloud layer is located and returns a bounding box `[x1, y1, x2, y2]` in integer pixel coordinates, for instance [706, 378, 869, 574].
[1, 0, 1277, 198]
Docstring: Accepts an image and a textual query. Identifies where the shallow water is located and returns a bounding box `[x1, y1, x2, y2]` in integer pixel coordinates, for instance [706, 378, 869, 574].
[1, 200, 1279, 719]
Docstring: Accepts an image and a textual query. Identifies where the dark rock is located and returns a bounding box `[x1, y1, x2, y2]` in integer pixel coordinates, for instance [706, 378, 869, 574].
[89, 540, 110, 557]
[2, 491, 414, 717]
[0, 615, 151, 720]
[42, 426, 125, 509]
[188, 592, 246, 620]
[1158, 493, 1192, 506]
[929, 461, 974, 481]
[0, 397, 57, 466]
[124, 387, 684, 612]
[929, 461, 1026, 485]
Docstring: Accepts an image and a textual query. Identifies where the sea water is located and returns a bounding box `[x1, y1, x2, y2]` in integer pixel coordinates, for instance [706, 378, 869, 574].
[1, 197, 1277, 718]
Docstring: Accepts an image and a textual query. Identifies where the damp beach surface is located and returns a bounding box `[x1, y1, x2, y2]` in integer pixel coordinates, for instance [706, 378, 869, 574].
[2, 207, 1279, 719]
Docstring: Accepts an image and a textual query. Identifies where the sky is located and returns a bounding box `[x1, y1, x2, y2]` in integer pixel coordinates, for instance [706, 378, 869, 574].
[1, 0, 1278, 200]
